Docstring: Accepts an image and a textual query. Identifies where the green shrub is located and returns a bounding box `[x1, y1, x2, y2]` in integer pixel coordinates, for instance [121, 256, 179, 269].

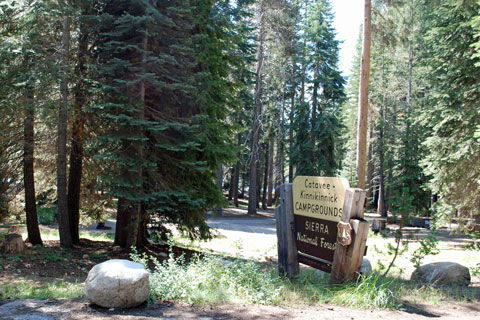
[37, 206, 57, 225]
[130, 248, 284, 305]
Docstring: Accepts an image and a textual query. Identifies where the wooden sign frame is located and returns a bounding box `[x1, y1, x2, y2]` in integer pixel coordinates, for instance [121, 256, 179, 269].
[275, 182, 368, 283]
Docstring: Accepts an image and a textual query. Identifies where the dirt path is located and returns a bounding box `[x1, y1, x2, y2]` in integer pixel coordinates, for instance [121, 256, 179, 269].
[0, 298, 479, 320]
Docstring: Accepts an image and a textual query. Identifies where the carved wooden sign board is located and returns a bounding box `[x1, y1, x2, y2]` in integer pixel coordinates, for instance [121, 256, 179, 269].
[292, 176, 350, 272]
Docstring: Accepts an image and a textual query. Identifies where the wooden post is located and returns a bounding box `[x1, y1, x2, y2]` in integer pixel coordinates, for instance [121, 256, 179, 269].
[330, 188, 367, 284]
[276, 183, 299, 279]
[344, 219, 369, 278]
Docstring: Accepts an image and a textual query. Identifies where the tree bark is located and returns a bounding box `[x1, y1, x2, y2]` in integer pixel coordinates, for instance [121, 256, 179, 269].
[377, 103, 387, 217]
[256, 155, 261, 209]
[299, 0, 308, 106]
[227, 167, 234, 201]
[216, 164, 223, 215]
[288, 56, 296, 183]
[23, 87, 42, 246]
[58, 8, 72, 248]
[262, 141, 269, 209]
[266, 131, 274, 206]
[311, 59, 320, 129]
[114, 197, 131, 247]
[233, 132, 241, 207]
[126, 34, 148, 249]
[275, 85, 286, 204]
[386, 102, 397, 213]
[67, 11, 88, 244]
[356, 0, 371, 190]
[366, 124, 374, 201]
[274, 135, 284, 205]
[248, 0, 265, 215]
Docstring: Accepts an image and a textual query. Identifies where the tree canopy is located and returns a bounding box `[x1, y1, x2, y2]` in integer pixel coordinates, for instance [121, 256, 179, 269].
[0, 0, 478, 247]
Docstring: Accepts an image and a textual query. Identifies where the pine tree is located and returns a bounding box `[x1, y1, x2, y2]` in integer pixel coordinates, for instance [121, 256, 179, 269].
[290, 0, 345, 177]
[421, 0, 480, 222]
[0, 0, 48, 245]
[248, 0, 266, 215]
[94, 0, 239, 247]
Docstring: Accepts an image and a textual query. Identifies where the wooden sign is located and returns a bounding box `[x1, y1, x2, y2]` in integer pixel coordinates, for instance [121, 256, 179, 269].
[275, 182, 368, 282]
[292, 176, 350, 272]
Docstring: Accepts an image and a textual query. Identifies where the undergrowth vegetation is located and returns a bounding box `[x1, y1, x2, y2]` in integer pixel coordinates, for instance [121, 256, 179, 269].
[19, 230, 115, 242]
[131, 248, 283, 305]
[0, 279, 83, 300]
[130, 248, 400, 309]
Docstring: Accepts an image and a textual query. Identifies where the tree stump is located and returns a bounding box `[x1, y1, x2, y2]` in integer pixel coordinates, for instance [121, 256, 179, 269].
[2, 234, 24, 254]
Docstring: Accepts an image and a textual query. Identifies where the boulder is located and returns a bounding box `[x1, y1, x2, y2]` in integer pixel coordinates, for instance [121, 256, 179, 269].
[84, 259, 150, 308]
[411, 262, 471, 287]
[360, 258, 372, 276]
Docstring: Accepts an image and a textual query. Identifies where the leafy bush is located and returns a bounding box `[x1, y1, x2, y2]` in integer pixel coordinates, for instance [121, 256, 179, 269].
[37, 206, 57, 225]
[130, 248, 283, 305]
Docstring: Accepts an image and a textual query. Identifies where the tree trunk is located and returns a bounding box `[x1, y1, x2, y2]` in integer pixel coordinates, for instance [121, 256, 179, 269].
[23, 87, 42, 246]
[114, 197, 131, 247]
[248, 0, 265, 215]
[126, 202, 141, 249]
[216, 164, 223, 215]
[355, 0, 371, 190]
[233, 132, 241, 207]
[256, 155, 261, 209]
[262, 140, 269, 209]
[58, 9, 72, 248]
[274, 135, 284, 205]
[300, 0, 308, 106]
[288, 56, 296, 183]
[275, 86, 286, 204]
[67, 12, 88, 244]
[366, 124, 374, 201]
[386, 102, 397, 213]
[377, 184, 386, 218]
[126, 34, 148, 249]
[377, 104, 387, 217]
[227, 167, 234, 201]
[266, 131, 274, 206]
[136, 205, 148, 247]
[241, 177, 245, 199]
[311, 58, 320, 130]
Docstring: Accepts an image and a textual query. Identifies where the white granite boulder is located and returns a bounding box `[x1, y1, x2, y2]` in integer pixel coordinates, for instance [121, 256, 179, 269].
[84, 259, 150, 308]
[411, 262, 471, 287]
[360, 258, 372, 276]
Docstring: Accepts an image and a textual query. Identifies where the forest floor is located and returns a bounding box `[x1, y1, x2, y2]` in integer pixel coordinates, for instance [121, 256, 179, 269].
[1, 297, 480, 320]
[0, 205, 479, 319]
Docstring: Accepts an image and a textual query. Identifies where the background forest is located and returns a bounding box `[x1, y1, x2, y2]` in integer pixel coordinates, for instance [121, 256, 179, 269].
[0, 0, 479, 249]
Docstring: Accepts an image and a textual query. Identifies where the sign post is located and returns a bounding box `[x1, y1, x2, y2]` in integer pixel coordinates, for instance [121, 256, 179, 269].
[275, 183, 299, 279]
[330, 188, 368, 284]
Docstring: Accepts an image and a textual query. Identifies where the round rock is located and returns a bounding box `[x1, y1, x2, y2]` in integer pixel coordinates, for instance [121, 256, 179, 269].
[411, 262, 471, 287]
[360, 258, 372, 276]
[84, 259, 150, 308]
